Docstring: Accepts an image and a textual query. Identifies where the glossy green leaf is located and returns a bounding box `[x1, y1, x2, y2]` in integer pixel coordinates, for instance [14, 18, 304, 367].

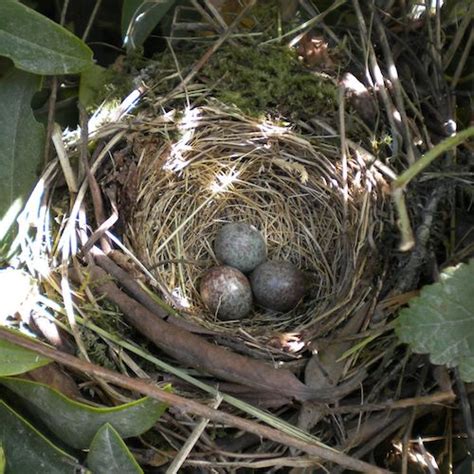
[0, 0, 93, 75]
[0, 377, 169, 449]
[0, 336, 51, 377]
[121, 0, 176, 50]
[396, 260, 474, 382]
[87, 423, 143, 474]
[0, 69, 44, 237]
[0, 400, 80, 473]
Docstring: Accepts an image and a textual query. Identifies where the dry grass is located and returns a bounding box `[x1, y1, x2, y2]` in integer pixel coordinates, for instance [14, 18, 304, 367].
[122, 104, 384, 353]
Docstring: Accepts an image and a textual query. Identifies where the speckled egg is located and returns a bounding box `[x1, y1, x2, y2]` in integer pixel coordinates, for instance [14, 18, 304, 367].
[214, 223, 266, 273]
[250, 261, 306, 312]
[200, 266, 253, 320]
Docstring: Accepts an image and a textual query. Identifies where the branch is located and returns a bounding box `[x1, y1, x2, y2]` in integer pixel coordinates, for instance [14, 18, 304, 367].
[0, 327, 389, 474]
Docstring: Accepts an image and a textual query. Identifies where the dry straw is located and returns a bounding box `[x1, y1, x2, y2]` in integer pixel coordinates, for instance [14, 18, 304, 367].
[121, 103, 383, 353]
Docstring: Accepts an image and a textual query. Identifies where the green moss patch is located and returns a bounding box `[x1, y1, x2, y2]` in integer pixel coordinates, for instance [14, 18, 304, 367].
[203, 44, 337, 119]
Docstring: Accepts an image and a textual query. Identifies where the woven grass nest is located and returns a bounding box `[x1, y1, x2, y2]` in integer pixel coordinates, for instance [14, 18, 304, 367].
[120, 104, 383, 354]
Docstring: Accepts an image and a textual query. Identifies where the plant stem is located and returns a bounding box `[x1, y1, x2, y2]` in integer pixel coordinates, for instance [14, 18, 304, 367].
[393, 126, 474, 190]
[392, 126, 474, 250]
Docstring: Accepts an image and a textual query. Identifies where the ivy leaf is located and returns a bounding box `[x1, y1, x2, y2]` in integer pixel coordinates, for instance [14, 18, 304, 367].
[396, 260, 474, 382]
[87, 423, 143, 474]
[0, 377, 169, 449]
[0, 401, 80, 473]
[0, 336, 51, 377]
[0, 0, 93, 75]
[0, 69, 44, 241]
[121, 0, 176, 51]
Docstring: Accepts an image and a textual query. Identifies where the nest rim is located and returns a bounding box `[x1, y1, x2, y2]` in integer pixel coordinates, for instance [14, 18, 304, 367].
[115, 103, 383, 355]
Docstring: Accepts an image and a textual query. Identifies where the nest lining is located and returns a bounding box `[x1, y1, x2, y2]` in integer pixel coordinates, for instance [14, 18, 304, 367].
[122, 104, 382, 349]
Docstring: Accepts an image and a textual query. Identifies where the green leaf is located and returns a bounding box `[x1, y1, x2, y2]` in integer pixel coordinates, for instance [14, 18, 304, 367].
[396, 260, 474, 382]
[0, 377, 169, 449]
[0, 69, 44, 239]
[87, 423, 143, 474]
[121, 0, 176, 51]
[79, 64, 107, 108]
[0, 334, 51, 377]
[0, 445, 5, 474]
[0, 400, 80, 473]
[0, 0, 93, 75]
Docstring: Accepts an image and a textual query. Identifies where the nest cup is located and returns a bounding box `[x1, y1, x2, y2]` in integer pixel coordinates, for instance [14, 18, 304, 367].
[124, 105, 381, 353]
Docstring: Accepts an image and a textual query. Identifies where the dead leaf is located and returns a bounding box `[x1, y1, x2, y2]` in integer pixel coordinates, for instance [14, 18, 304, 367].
[297, 303, 370, 432]
[296, 33, 335, 69]
[23, 364, 81, 400]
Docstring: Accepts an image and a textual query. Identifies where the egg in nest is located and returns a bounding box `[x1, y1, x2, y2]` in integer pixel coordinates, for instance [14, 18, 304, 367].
[214, 223, 266, 273]
[200, 266, 253, 320]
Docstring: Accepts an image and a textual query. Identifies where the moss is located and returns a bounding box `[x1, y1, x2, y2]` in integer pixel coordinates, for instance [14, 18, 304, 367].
[100, 67, 134, 102]
[78, 301, 136, 369]
[202, 44, 337, 119]
[83, 50, 145, 112]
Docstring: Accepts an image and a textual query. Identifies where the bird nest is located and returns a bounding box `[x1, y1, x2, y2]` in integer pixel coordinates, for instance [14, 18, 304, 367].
[118, 104, 384, 355]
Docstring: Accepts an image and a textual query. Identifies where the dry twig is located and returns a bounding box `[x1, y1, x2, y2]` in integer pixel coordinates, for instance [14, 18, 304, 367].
[0, 327, 389, 474]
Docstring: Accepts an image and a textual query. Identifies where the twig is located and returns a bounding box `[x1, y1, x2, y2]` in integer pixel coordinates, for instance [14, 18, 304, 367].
[401, 362, 429, 474]
[184, 457, 324, 469]
[82, 0, 103, 42]
[157, 0, 257, 107]
[352, 0, 401, 154]
[333, 412, 406, 474]
[434, 0, 443, 76]
[59, 0, 69, 25]
[51, 124, 78, 193]
[391, 187, 415, 251]
[43, 78, 58, 166]
[90, 247, 213, 335]
[167, 393, 224, 473]
[310, 118, 397, 181]
[338, 86, 348, 221]
[454, 368, 474, 466]
[43, 0, 70, 165]
[393, 126, 474, 189]
[424, 0, 441, 94]
[57, 130, 126, 262]
[443, 2, 474, 70]
[81, 195, 117, 253]
[76, 264, 365, 402]
[78, 105, 111, 253]
[392, 126, 474, 251]
[394, 186, 444, 291]
[372, 9, 416, 164]
[190, 0, 238, 47]
[451, 27, 474, 91]
[0, 327, 390, 474]
[322, 390, 455, 415]
[262, 0, 347, 45]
